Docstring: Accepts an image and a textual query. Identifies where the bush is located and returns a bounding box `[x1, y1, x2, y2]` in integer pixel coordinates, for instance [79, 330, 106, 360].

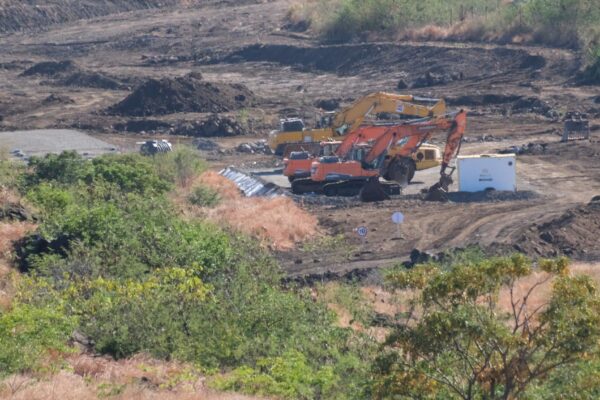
[211, 350, 337, 399]
[0, 304, 76, 376]
[188, 185, 220, 207]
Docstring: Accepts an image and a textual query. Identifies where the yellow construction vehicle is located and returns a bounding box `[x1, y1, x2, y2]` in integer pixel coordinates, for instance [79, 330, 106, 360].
[268, 92, 447, 156]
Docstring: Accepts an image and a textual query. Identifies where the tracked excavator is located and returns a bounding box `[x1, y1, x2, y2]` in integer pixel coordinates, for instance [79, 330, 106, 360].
[269, 92, 447, 156]
[291, 110, 467, 201]
[283, 124, 443, 183]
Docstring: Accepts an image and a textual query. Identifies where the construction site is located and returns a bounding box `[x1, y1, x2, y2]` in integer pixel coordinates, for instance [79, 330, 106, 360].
[1, 1, 600, 399]
[0, 0, 599, 280]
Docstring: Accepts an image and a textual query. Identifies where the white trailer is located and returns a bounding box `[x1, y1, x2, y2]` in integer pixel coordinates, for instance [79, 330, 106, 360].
[457, 154, 516, 192]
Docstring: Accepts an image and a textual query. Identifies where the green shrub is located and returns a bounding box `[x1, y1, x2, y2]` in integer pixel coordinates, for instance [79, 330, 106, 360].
[211, 350, 337, 399]
[154, 146, 206, 188]
[0, 304, 76, 376]
[188, 185, 220, 207]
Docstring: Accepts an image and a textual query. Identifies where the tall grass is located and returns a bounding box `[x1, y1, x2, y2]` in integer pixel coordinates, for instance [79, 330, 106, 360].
[300, 0, 600, 70]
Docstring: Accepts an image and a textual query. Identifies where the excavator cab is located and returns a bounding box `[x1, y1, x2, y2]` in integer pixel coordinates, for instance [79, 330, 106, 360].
[317, 112, 335, 128]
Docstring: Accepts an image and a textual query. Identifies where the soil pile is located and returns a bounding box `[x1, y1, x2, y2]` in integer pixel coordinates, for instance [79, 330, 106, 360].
[108, 75, 256, 116]
[215, 43, 544, 78]
[0, 0, 179, 33]
[22, 60, 131, 90]
[174, 115, 247, 136]
[21, 60, 77, 77]
[113, 119, 172, 133]
[514, 197, 600, 259]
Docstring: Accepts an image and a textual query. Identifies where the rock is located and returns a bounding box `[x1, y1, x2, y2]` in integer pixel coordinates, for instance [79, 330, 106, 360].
[412, 71, 454, 88]
[42, 94, 74, 105]
[396, 79, 408, 90]
[173, 115, 247, 137]
[540, 231, 554, 243]
[194, 138, 220, 151]
[315, 98, 340, 111]
[237, 143, 254, 153]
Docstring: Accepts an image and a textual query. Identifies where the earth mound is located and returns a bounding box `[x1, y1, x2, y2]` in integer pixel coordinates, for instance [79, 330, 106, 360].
[22, 60, 132, 90]
[21, 60, 77, 77]
[108, 75, 256, 116]
[514, 198, 600, 259]
[174, 115, 247, 137]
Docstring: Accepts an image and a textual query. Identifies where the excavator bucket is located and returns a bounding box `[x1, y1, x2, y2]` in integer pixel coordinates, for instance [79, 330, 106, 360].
[424, 173, 453, 202]
[359, 178, 390, 202]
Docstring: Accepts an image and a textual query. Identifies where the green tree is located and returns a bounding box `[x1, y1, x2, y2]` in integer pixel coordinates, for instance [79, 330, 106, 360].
[371, 256, 600, 399]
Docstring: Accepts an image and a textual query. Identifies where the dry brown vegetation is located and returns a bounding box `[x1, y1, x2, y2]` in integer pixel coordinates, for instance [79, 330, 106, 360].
[0, 354, 268, 400]
[181, 171, 320, 251]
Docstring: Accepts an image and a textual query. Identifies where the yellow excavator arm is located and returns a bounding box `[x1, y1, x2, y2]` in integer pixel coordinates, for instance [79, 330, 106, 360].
[269, 92, 447, 156]
[333, 92, 447, 135]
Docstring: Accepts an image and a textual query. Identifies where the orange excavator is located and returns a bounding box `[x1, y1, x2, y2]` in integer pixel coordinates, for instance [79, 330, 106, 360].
[290, 110, 467, 201]
[283, 124, 396, 183]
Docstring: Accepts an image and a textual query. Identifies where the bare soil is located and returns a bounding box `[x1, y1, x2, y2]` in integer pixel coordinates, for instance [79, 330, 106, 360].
[0, 0, 598, 277]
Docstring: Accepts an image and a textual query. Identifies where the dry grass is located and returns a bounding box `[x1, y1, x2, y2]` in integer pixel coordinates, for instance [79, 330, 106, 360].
[0, 355, 268, 400]
[0, 222, 35, 257]
[0, 221, 35, 311]
[178, 171, 319, 251]
[197, 171, 241, 201]
[208, 196, 318, 250]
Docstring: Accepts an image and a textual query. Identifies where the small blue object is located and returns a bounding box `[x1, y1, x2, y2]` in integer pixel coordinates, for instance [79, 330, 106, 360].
[356, 226, 368, 237]
[392, 212, 404, 224]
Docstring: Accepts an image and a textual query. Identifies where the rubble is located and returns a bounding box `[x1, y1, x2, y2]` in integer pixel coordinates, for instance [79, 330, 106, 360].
[236, 140, 273, 155]
[174, 114, 247, 137]
[194, 138, 220, 151]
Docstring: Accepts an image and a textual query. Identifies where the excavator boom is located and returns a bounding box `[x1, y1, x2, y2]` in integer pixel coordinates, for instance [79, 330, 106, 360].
[269, 91, 447, 155]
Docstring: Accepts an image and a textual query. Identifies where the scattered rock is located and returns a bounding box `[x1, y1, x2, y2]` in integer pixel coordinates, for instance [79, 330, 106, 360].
[396, 79, 408, 90]
[174, 114, 247, 137]
[314, 98, 340, 111]
[412, 71, 462, 88]
[499, 142, 548, 155]
[236, 140, 273, 155]
[511, 97, 552, 115]
[113, 119, 172, 133]
[42, 94, 74, 105]
[446, 94, 522, 107]
[108, 74, 256, 116]
[194, 138, 220, 151]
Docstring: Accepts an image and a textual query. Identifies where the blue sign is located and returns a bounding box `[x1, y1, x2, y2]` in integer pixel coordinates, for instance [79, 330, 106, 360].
[356, 226, 368, 237]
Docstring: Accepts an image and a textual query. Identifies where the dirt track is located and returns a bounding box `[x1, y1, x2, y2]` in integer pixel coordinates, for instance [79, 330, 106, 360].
[0, 0, 598, 276]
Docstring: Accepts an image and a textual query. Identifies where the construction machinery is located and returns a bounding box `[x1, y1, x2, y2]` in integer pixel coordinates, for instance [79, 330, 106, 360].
[291, 110, 467, 201]
[269, 92, 447, 156]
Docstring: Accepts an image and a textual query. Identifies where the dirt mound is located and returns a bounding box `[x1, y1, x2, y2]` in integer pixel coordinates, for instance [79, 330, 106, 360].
[0, 0, 180, 33]
[21, 60, 77, 77]
[113, 119, 172, 133]
[514, 198, 600, 259]
[213, 43, 546, 79]
[447, 94, 523, 106]
[174, 114, 247, 137]
[56, 71, 127, 90]
[22, 60, 131, 90]
[42, 94, 75, 105]
[108, 75, 256, 116]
